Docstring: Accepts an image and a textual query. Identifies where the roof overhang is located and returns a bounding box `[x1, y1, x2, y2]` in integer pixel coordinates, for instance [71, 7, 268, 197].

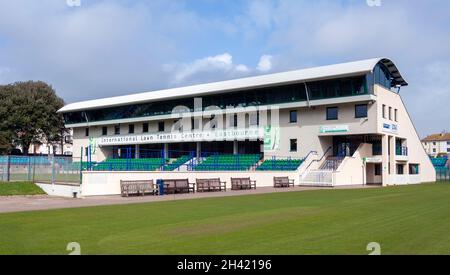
[58, 57, 407, 113]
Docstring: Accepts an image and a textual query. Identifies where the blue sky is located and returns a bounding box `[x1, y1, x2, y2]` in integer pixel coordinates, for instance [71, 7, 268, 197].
[0, 0, 449, 136]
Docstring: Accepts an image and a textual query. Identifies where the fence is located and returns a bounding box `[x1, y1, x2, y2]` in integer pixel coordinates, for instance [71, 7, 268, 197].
[436, 168, 450, 181]
[0, 155, 82, 185]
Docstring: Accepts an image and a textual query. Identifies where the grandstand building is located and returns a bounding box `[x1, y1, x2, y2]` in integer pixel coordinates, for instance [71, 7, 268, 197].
[59, 58, 436, 196]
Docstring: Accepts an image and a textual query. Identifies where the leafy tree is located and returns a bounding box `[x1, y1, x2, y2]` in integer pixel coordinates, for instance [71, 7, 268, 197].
[0, 81, 66, 155]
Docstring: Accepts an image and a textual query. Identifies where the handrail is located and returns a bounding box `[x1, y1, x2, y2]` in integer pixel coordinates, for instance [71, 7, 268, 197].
[305, 146, 332, 171]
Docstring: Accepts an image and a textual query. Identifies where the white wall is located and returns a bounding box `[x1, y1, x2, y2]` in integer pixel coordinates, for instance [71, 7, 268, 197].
[81, 170, 299, 196]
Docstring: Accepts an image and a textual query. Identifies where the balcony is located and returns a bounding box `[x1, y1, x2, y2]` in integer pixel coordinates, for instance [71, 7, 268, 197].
[395, 146, 409, 162]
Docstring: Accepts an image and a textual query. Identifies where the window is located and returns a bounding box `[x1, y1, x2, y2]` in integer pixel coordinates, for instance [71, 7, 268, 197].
[85, 128, 89, 137]
[374, 164, 382, 176]
[447, 141, 450, 145]
[433, 148, 437, 153]
[249, 112, 259, 126]
[290, 139, 298, 152]
[409, 164, 420, 175]
[433, 142, 436, 145]
[389, 107, 392, 120]
[142, 123, 149, 133]
[382, 104, 386, 119]
[447, 148, 450, 153]
[394, 109, 398, 122]
[230, 114, 237, 127]
[396, 164, 404, 175]
[102, 126, 107, 136]
[158, 121, 164, 132]
[326, 107, 338, 120]
[355, 104, 368, 118]
[114, 125, 120, 135]
[128, 124, 134, 134]
[289, 110, 297, 123]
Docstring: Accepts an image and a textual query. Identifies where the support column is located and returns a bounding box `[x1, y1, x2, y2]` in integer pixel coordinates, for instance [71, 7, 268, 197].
[233, 141, 238, 155]
[164, 143, 169, 159]
[135, 144, 139, 159]
[389, 135, 396, 179]
[381, 134, 389, 186]
[196, 142, 202, 158]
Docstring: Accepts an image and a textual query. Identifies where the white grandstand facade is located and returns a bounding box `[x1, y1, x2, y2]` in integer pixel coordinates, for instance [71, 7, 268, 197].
[59, 58, 436, 196]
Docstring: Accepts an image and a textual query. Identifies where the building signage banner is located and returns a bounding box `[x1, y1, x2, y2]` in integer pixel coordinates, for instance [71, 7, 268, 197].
[263, 126, 280, 152]
[319, 125, 349, 134]
[97, 128, 264, 146]
[382, 123, 399, 134]
[363, 156, 383, 163]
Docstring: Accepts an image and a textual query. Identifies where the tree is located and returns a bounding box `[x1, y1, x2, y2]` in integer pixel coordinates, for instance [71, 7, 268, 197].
[0, 81, 66, 155]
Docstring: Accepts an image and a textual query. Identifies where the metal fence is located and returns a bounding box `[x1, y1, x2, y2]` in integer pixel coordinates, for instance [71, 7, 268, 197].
[436, 168, 450, 181]
[0, 155, 82, 184]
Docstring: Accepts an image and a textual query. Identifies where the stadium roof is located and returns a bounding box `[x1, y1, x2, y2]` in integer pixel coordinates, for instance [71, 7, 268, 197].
[58, 57, 408, 113]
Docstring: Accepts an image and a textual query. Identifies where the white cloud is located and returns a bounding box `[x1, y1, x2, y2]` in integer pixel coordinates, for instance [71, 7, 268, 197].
[165, 53, 257, 85]
[257, 55, 273, 72]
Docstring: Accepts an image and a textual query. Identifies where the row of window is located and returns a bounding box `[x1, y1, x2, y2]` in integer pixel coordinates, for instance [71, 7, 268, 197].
[382, 104, 398, 122]
[86, 122, 165, 137]
[64, 75, 370, 125]
[373, 163, 420, 176]
[287, 104, 369, 124]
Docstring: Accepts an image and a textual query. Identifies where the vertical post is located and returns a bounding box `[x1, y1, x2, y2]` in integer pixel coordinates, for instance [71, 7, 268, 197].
[6, 155, 11, 182]
[32, 155, 36, 183]
[196, 142, 201, 159]
[27, 156, 32, 181]
[233, 141, 238, 155]
[80, 147, 83, 184]
[51, 155, 56, 185]
[164, 143, 169, 159]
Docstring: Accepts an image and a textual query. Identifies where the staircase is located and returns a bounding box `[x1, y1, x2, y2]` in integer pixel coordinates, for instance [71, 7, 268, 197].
[319, 157, 344, 171]
[300, 156, 344, 187]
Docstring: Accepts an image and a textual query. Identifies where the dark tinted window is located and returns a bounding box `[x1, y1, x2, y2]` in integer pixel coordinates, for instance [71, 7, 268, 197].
[142, 123, 149, 133]
[102, 127, 107, 136]
[114, 125, 120, 135]
[158, 121, 164, 132]
[326, 107, 338, 120]
[85, 128, 89, 137]
[290, 139, 297, 152]
[289, 110, 297, 123]
[129, 124, 134, 134]
[355, 104, 368, 118]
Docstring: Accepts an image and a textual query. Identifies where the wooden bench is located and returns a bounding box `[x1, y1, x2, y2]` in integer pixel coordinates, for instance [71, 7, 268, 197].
[196, 178, 227, 192]
[273, 177, 295, 188]
[163, 179, 195, 194]
[231, 178, 256, 190]
[120, 180, 158, 197]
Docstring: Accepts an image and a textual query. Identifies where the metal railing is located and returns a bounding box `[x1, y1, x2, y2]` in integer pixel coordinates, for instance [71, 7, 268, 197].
[396, 146, 408, 156]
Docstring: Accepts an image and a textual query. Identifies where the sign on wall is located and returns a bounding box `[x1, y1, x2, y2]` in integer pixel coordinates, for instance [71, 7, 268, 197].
[319, 125, 349, 134]
[263, 126, 280, 152]
[97, 128, 264, 146]
[382, 123, 399, 134]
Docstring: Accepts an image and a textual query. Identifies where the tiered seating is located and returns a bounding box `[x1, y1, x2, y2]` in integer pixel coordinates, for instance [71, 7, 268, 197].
[257, 159, 304, 171]
[164, 156, 192, 171]
[194, 154, 260, 171]
[431, 157, 448, 172]
[93, 158, 166, 171]
[431, 157, 448, 167]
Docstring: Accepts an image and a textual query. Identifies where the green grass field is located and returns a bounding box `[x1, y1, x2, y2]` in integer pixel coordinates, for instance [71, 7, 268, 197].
[1, 183, 450, 255]
[0, 182, 46, 196]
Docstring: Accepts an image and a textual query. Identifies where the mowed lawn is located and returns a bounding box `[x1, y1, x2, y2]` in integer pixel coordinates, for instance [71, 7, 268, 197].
[0, 182, 45, 196]
[1, 183, 450, 255]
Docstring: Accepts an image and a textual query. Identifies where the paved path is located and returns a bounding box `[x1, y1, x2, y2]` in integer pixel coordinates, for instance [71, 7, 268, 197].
[0, 185, 378, 214]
